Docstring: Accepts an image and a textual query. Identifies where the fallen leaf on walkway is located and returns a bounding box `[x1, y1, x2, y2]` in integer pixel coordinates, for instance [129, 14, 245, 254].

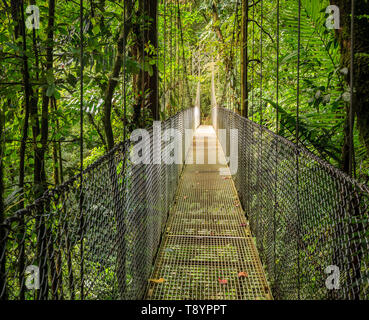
[183, 196, 188, 200]
[240, 223, 247, 227]
[238, 271, 248, 278]
[218, 278, 228, 285]
[147, 288, 154, 298]
[149, 278, 165, 284]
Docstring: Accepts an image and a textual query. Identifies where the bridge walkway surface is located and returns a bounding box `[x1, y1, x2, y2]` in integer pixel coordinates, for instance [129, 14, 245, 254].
[146, 125, 272, 300]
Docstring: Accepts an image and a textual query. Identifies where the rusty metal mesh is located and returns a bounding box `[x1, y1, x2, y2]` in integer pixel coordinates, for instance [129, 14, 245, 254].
[213, 107, 369, 300]
[0, 108, 199, 300]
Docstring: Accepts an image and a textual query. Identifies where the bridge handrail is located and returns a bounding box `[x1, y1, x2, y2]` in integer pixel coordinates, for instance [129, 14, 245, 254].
[214, 106, 369, 300]
[0, 107, 199, 300]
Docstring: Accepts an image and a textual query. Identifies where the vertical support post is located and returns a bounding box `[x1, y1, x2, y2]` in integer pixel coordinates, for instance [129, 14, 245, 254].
[257, 0, 263, 250]
[162, 0, 167, 119]
[296, 0, 302, 301]
[211, 59, 217, 110]
[109, 152, 127, 299]
[273, 0, 280, 298]
[349, 0, 355, 177]
[37, 202, 49, 300]
[131, 160, 148, 299]
[348, 0, 361, 300]
[196, 53, 201, 128]
[79, 0, 85, 300]
[148, 0, 159, 121]
[241, 0, 248, 118]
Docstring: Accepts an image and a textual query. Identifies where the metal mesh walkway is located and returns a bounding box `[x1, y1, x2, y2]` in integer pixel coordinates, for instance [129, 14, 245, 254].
[146, 126, 271, 300]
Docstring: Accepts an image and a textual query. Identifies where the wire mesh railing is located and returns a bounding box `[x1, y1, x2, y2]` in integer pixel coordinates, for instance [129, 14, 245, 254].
[213, 106, 369, 300]
[0, 107, 199, 300]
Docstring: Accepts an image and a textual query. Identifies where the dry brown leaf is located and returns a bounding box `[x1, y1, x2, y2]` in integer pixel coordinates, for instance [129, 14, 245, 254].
[238, 271, 248, 278]
[149, 278, 165, 284]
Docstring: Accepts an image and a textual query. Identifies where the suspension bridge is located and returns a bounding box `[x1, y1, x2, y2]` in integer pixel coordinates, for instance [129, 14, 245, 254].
[1, 103, 369, 300]
[1, 0, 369, 301]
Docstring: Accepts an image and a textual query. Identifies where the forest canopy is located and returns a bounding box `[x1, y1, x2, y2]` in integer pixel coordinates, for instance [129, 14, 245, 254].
[1, 0, 369, 218]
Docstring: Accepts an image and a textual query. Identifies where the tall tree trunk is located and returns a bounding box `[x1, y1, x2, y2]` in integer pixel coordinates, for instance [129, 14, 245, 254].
[132, 0, 159, 128]
[332, 0, 369, 160]
[40, 0, 55, 181]
[51, 97, 64, 184]
[11, 0, 34, 299]
[104, 0, 133, 149]
[30, 0, 56, 299]
[131, 42, 142, 129]
[342, 103, 352, 174]
[147, 0, 159, 121]
[37, 0, 55, 192]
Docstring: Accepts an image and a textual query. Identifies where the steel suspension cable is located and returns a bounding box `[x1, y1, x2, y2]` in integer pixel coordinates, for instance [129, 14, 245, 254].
[173, 0, 177, 113]
[155, 0, 160, 120]
[170, 1, 173, 116]
[177, 0, 183, 110]
[276, 1, 279, 136]
[123, 0, 127, 140]
[79, 0, 84, 300]
[230, 0, 239, 112]
[121, 0, 128, 298]
[349, 0, 355, 178]
[273, 0, 280, 291]
[251, 1, 255, 121]
[163, 0, 167, 119]
[296, 0, 302, 300]
[259, 0, 263, 127]
[256, 0, 263, 242]
[177, 1, 184, 109]
[142, 1, 145, 122]
[175, 0, 181, 111]
[173, 0, 177, 112]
